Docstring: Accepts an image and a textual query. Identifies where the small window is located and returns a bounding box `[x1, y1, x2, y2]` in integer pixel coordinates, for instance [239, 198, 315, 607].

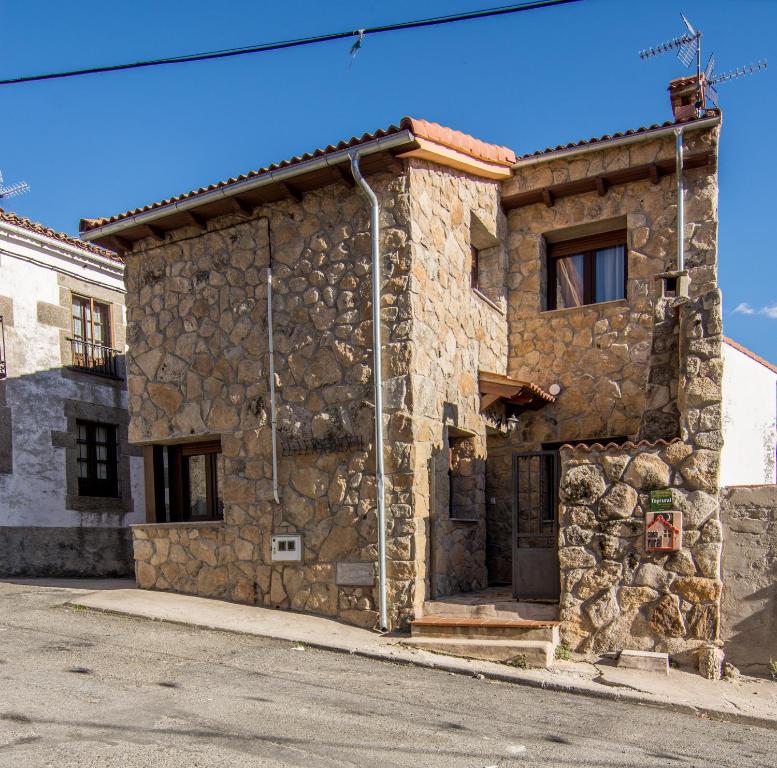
[77, 420, 118, 497]
[547, 230, 627, 310]
[153, 441, 224, 522]
[470, 246, 480, 290]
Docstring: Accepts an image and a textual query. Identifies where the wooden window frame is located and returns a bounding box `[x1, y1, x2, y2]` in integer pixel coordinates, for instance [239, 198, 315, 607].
[153, 441, 223, 523]
[546, 229, 628, 310]
[71, 294, 112, 348]
[76, 420, 119, 498]
[470, 245, 480, 291]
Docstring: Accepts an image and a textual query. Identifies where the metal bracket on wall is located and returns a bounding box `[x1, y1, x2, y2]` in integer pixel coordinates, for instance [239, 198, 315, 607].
[281, 434, 365, 457]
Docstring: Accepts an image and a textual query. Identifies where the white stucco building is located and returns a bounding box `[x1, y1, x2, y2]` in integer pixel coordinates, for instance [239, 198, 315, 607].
[720, 336, 777, 486]
[0, 209, 144, 576]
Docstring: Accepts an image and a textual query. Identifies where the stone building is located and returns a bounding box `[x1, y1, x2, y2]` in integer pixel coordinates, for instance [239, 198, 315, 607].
[79, 79, 775, 669]
[0, 210, 145, 576]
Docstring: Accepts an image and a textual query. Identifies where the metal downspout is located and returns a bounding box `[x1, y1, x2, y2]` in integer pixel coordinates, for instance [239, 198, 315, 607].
[675, 128, 685, 272]
[349, 150, 388, 632]
[264, 217, 280, 505]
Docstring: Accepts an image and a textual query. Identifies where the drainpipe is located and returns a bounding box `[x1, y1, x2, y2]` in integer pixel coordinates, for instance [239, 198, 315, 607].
[264, 217, 280, 505]
[349, 150, 388, 632]
[674, 127, 685, 272]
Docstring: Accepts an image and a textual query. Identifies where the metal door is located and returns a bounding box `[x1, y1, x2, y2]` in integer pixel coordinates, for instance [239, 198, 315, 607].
[512, 451, 560, 600]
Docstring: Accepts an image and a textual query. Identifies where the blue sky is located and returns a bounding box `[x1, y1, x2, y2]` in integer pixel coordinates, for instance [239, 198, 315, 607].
[2, 0, 775, 360]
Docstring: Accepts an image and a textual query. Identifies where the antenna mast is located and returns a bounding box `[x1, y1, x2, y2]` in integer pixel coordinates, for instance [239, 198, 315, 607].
[0, 171, 30, 202]
[639, 13, 767, 114]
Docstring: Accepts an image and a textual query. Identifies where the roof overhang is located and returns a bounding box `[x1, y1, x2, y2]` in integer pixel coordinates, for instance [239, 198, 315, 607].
[479, 370, 555, 414]
[397, 137, 513, 180]
[512, 115, 721, 168]
[80, 130, 418, 252]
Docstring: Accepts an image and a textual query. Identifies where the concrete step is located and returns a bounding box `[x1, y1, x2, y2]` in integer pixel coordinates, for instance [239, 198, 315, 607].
[402, 637, 555, 667]
[421, 600, 559, 622]
[410, 616, 560, 644]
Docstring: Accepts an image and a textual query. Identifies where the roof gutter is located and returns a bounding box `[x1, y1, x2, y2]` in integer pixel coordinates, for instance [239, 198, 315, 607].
[80, 130, 416, 242]
[512, 115, 720, 168]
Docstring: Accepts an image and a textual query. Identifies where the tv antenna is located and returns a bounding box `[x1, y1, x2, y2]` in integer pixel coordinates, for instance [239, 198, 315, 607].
[639, 13, 767, 114]
[0, 170, 30, 201]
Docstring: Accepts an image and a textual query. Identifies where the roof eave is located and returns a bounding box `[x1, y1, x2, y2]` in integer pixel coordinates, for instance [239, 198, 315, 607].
[80, 129, 417, 245]
[513, 115, 722, 168]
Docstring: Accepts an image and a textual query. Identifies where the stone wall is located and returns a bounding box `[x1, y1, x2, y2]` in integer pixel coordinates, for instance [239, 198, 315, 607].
[720, 484, 777, 675]
[486, 126, 719, 585]
[557, 287, 724, 658]
[405, 160, 508, 604]
[126, 171, 417, 628]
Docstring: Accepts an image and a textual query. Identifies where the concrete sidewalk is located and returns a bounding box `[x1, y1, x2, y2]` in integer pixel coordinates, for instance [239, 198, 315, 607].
[71, 586, 777, 729]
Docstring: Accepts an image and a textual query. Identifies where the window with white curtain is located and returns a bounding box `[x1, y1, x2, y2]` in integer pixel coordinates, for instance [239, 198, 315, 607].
[547, 230, 627, 310]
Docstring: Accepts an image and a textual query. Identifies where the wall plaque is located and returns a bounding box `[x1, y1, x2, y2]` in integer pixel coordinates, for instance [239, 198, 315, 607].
[650, 489, 674, 512]
[645, 511, 682, 552]
[336, 562, 375, 586]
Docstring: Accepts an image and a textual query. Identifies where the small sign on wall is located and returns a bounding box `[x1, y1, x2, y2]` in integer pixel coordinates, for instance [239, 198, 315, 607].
[336, 562, 375, 586]
[645, 511, 682, 552]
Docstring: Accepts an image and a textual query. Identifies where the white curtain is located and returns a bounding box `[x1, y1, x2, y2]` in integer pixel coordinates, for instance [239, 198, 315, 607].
[595, 245, 625, 302]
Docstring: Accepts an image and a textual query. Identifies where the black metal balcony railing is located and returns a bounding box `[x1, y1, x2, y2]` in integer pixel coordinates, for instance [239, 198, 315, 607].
[68, 338, 122, 379]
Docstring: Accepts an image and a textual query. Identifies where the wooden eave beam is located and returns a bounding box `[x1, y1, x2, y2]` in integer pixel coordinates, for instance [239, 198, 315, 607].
[595, 177, 608, 196]
[184, 211, 207, 231]
[502, 149, 716, 211]
[107, 234, 133, 254]
[279, 181, 303, 203]
[333, 163, 355, 187]
[480, 393, 501, 411]
[142, 224, 165, 243]
[229, 196, 255, 216]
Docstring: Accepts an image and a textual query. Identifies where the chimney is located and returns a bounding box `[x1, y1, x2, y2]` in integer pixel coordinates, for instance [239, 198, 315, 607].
[668, 75, 704, 120]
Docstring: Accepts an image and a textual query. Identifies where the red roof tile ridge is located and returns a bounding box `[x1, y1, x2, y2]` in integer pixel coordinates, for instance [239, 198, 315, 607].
[0, 208, 121, 262]
[723, 336, 777, 375]
[516, 111, 720, 161]
[401, 117, 516, 166]
[559, 437, 682, 452]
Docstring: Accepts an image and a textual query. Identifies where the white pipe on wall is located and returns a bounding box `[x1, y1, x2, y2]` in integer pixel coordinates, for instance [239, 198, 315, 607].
[674, 127, 685, 273]
[349, 149, 389, 632]
[263, 217, 280, 505]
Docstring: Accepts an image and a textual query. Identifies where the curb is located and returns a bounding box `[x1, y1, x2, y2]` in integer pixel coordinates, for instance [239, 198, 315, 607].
[67, 599, 777, 732]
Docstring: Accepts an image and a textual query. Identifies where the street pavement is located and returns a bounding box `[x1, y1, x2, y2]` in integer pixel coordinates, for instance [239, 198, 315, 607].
[0, 581, 775, 767]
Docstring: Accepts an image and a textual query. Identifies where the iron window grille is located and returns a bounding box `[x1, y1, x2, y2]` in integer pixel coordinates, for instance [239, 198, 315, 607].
[0, 315, 6, 379]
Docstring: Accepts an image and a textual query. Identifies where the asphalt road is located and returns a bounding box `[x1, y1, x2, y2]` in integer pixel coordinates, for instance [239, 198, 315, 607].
[0, 581, 774, 767]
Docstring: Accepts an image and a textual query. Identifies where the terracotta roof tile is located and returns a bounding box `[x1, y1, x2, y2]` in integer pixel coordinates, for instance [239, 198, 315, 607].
[723, 336, 777, 375]
[558, 438, 680, 453]
[403, 117, 516, 166]
[516, 111, 720, 162]
[80, 117, 515, 233]
[0, 208, 120, 262]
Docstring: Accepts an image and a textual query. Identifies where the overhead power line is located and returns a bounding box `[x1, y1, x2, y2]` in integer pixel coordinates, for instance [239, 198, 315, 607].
[0, 0, 581, 86]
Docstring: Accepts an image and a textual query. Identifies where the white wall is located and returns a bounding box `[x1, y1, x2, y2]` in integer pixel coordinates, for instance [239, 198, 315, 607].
[0, 238, 144, 528]
[720, 341, 777, 486]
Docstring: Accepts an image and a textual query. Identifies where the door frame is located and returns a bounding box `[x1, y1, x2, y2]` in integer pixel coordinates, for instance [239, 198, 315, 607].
[511, 450, 560, 600]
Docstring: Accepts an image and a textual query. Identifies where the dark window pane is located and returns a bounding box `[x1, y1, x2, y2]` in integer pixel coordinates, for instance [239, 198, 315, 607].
[595, 245, 625, 302]
[555, 254, 585, 308]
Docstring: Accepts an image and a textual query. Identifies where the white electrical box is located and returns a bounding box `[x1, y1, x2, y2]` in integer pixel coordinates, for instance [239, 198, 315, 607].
[271, 534, 302, 562]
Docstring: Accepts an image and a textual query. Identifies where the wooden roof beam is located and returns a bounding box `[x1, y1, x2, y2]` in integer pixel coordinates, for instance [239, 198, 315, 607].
[229, 196, 256, 216]
[595, 176, 608, 196]
[334, 163, 355, 187]
[184, 212, 207, 231]
[279, 182, 303, 203]
[142, 224, 165, 243]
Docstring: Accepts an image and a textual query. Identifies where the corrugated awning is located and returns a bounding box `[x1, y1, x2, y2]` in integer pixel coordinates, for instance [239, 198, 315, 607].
[478, 371, 555, 413]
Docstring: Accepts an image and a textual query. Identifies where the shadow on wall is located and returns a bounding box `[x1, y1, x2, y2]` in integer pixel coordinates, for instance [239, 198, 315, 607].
[720, 485, 777, 676]
[0, 358, 136, 578]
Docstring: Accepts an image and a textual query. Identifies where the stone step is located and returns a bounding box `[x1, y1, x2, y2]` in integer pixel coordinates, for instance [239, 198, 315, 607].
[410, 616, 560, 643]
[402, 637, 555, 668]
[421, 600, 559, 622]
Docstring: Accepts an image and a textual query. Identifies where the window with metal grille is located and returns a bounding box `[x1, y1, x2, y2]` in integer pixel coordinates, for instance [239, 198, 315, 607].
[77, 420, 118, 497]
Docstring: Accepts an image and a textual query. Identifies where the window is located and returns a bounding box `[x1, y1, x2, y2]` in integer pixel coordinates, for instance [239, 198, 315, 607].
[71, 296, 119, 377]
[470, 246, 480, 290]
[77, 420, 118, 497]
[547, 230, 627, 310]
[152, 441, 224, 522]
[72, 295, 111, 348]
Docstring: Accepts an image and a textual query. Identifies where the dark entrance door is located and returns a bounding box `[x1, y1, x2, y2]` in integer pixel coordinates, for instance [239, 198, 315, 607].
[512, 451, 560, 600]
